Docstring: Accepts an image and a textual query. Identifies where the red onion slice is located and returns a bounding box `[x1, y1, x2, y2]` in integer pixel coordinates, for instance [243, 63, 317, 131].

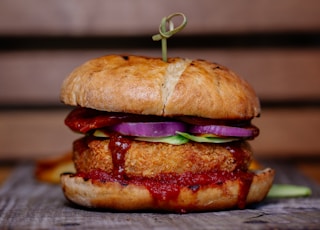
[112, 122, 187, 137]
[189, 124, 256, 137]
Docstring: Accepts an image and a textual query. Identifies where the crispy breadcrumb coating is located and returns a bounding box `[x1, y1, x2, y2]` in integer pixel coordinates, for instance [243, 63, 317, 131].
[73, 136, 252, 178]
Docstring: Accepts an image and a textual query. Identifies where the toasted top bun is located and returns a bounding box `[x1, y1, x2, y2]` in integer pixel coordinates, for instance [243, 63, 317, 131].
[60, 55, 260, 120]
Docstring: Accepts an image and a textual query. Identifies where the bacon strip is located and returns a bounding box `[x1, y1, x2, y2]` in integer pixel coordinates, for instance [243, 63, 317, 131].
[65, 107, 256, 134]
[65, 107, 165, 133]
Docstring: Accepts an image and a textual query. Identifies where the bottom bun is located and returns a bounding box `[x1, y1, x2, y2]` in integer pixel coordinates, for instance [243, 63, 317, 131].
[60, 168, 274, 213]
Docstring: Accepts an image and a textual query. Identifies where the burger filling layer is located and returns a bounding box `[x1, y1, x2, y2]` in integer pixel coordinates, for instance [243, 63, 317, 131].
[73, 136, 253, 177]
[66, 107, 258, 210]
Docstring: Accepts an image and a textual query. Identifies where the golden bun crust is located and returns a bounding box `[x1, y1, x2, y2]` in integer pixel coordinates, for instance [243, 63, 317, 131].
[60, 55, 260, 119]
[60, 168, 274, 212]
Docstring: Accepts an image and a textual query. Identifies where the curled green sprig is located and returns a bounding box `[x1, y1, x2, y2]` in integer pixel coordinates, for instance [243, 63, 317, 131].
[152, 12, 187, 62]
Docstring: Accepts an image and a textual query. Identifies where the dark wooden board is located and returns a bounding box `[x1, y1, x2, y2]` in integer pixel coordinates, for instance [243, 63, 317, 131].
[2, 0, 320, 35]
[0, 161, 319, 229]
[2, 49, 320, 104]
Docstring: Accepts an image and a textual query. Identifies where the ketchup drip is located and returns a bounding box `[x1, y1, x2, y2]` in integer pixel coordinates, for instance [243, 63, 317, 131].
[225, 143, 254, 209]
[108, 133, 131, 180]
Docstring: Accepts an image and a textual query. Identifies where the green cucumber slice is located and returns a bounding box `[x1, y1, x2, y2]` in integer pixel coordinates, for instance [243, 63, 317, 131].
[135, 135, 189, 145]
[176, 132, 239, 143]
[267, 184, 312, 198]
[93, 130, 238, 144]
[93, 129, 110, 138]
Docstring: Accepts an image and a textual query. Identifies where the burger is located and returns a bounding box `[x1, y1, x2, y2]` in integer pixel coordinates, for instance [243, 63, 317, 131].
[60, 54, 274, 213]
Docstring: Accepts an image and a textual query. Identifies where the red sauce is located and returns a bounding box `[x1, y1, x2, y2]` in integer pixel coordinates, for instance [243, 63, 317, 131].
[237, 171, 254, 209]
[225, 144, 254, 209]
[177, 116, 252, 127]
[108, 133, 131, 179]
[76, 169, 253, 209]
[75, 138, 254, 212]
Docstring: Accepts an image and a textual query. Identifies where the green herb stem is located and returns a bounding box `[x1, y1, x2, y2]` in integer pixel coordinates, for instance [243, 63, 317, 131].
[152, 12, 187, 62]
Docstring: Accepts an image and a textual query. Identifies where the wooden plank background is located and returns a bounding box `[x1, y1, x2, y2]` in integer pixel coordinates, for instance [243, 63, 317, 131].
[0, 0, 320, 159]
[1, 0, 320, 35]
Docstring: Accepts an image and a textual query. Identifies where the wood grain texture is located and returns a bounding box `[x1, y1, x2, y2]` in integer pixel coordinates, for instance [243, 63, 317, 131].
[252, 108, 320, 157]
[1, 0, 320, 35]
[1, 0, 319, 160]
[1, 49, 320, 104]
[0, 162, 319, 229]
[0, 109, 319, 159]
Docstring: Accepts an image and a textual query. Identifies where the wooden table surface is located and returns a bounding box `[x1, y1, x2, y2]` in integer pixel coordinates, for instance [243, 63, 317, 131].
[0, 158, 319, 229]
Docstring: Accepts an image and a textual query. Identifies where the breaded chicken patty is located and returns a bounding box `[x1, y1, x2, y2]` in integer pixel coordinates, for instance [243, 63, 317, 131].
[73, 136, 253, 178]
